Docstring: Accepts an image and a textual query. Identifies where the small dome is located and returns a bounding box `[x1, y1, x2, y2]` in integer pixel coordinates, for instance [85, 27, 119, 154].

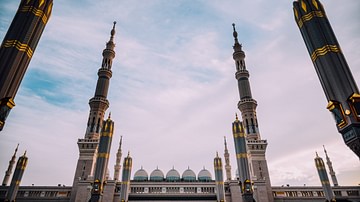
[166, 168, 180, 182]
[198, 168, 212, 182]
[134, 167, 148, 181]
[150, 168, 164, 181]
[182, 168, 196, 182]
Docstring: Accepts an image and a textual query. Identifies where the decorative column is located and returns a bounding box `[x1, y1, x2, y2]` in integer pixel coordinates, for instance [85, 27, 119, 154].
[314, 152, 335, 201]
[90, 115, 114, 202]
[214, 152, 225, 202]
[120, 152, 132, 202]
[293, 0, 360, 157]
[0, 0, 53, 131]
[232, 115, 253, 202]
[5, 151, 28, 202]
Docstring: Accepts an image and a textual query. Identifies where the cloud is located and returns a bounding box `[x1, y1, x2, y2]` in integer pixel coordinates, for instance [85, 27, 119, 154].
[0, 0, 359, 187]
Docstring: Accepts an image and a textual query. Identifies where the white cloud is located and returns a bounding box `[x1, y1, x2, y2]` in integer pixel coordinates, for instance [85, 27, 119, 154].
[0, 0, 359, 187]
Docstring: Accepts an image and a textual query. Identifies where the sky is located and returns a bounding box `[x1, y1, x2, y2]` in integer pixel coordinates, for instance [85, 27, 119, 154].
[0, 0, 359, 187]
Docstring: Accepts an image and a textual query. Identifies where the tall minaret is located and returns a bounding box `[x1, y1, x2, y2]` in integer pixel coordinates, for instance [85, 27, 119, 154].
[2, 144, 18, 186]
[315, 152, 334, 201]
[224, 136, 232, 181]
[120, 152, 132, 202]
[323, 145, 339, 186]
[90, 114, 115, 202]
[232, 23, 273, 202]
[214, 152, 225, 202]
[0, 0, 53, 131]
[114, 136, 122, 181]
[5, 151, 28, 202]
[71, 22, 116, 200]
[293, 0, 360, 157]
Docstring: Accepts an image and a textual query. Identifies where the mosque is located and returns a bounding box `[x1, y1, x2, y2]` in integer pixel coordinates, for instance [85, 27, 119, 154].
[0, 0, 360, 202]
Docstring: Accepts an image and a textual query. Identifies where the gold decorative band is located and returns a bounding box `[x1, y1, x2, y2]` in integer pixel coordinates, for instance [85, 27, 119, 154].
[20, 5, 49, 24]
[311, 45, 340, 62]
[297, 10, 324, 28]
[2, 40, 33, 58]
[214, 166, 222, 170]
[216, 181, 224, 185]
[121, 181, 129, 184]
[233, 132, 245, 138]
[236, 153, 247, 159]
[97, 153, 109, 158]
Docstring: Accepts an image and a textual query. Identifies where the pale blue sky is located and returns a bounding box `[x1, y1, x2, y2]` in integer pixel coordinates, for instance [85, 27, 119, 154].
[0, 0, 359, 187]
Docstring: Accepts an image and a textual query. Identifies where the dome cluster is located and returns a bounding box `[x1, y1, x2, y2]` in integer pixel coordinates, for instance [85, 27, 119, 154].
[133, 167, 212, 182]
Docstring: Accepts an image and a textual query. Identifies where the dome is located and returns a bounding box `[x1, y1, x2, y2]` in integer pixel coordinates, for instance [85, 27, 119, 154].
[134, 167, 148, 181]
[198, 168, 212, 182]
[182, 168, 196, 182]
[166, 168, 180, 182]
[150, 168, 164, 181]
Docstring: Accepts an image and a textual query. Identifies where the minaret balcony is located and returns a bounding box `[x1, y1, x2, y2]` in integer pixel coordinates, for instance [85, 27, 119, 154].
[89, 97, 110, 108]
[235, 70, 249, 79]
[98, 68, 112, 77]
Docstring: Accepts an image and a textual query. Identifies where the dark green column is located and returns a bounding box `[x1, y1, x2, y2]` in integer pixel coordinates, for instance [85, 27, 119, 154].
[0, 0, 53, 131]
[293, 0, 360, 157]
[90, 116, 114, 202]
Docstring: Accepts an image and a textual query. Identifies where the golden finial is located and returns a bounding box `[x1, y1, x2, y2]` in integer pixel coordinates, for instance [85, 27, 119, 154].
[235, 113, 238, 120]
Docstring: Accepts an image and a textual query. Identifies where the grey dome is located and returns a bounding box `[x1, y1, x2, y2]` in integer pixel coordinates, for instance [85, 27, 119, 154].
[198, 168, 212, 181]
[182, 168, 196, 181]
[150, 168, 164, 181]
[166, 168, 180, 182]
[134, 167, 148, 181]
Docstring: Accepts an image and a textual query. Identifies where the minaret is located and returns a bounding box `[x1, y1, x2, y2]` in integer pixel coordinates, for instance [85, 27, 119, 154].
[2, 144, 18, 186]
[293, 0, 360, 157]
[232, 115, 253, 202]
[323, 145, 339, 186]
[90, 114, 115, 202]
[224, 136, 232, 181]
[120, 152, 132, 202]
[214, 152, 225, 202]
[232, 23, 273, 202]
[315, 152, 334, 201]
[71, 22, 116, 200]
[114, 136, 123, 181]
[0, 0, 53, 131]
[5, 151, 28, 202]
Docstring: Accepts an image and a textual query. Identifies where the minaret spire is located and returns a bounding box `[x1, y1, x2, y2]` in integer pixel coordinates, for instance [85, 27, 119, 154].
[323, 145, 339, 186]
[224, 136, 232, 181]
[231, 24, 273, 202]
[114, 136, 123, 181]
[71, 23, 117, 201]
[2, 144, 19, 186]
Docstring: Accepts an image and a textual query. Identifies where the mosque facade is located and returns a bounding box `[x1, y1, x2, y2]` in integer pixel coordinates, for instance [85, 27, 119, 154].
[1, 0, 360, 202]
